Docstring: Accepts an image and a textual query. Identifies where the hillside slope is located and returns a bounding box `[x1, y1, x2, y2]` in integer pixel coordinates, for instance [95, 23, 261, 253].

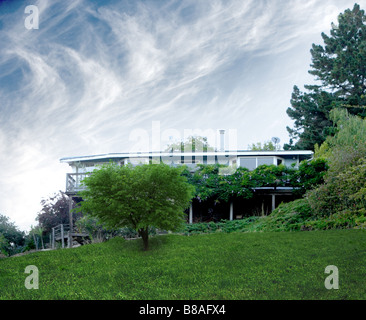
[0, 230, 365, 300]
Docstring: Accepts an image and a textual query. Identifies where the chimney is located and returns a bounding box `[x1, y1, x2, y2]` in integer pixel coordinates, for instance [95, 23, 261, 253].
[219, 129, 225, 151]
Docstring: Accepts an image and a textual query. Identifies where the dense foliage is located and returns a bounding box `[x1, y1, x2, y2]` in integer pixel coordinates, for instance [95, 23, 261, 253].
[290, 158, 329, 196]
[306, 109, 366, 220]
[0, 214, 25, 256]
[182, 160, 327, 203]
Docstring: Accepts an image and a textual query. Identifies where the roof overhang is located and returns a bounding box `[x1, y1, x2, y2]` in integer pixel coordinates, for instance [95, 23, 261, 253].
[60, 150, 313, 165]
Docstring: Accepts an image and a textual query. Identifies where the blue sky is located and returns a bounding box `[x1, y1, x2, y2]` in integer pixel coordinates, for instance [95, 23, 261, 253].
[0, 0, 364, 231]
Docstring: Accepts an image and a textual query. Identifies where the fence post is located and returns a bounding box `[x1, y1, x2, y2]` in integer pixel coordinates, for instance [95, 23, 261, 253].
[52, 227, 55, 249]
[61, 224, 64, 248]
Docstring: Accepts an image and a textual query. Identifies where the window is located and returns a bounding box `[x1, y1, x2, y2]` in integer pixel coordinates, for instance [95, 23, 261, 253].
[257, 157, 275, 166]
[239, 156, 284, 170]
[239, 157, 256, 170]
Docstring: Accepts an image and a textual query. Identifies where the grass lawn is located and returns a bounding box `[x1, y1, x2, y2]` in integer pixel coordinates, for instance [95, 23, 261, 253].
[0, 229, 365, 300]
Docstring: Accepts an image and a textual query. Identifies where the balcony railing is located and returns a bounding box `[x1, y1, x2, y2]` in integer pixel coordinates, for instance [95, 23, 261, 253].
[66, 173, 91, 194]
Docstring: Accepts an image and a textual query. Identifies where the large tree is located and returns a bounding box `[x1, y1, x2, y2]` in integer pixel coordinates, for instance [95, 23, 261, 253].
[77, 163, 195, 250]
[285, 3, 366, 150]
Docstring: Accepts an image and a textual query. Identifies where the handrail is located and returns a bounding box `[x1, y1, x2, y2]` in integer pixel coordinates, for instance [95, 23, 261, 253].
[66, 173, 91, 193]
[51, 223, 89, 249]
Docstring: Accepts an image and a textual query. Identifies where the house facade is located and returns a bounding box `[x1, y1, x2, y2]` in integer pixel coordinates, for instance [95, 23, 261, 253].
[60, 149, 313, 223]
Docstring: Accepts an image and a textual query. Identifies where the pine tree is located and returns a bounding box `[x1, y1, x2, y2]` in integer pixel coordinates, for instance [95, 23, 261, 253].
[285, 4, 366, 150]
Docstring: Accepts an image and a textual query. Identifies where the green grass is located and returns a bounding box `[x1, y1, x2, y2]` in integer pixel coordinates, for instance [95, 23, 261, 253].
[0, 230, 365, 300]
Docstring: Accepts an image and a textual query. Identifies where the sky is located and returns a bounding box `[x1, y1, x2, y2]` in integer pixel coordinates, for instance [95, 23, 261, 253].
[0, 0, 364, 231]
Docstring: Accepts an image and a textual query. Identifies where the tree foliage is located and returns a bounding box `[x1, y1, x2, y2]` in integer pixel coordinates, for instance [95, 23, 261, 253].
[36, 191, 80, 234]
[290, 158, 329, 196]
[285, 4, 366, 150]
[77, 163, 195, 250]
[0, 214, 25, 255]
[183, 165, 255, 203]
[182, 161, 327, 204]
[306, 109, 366, 218]
[248, 141, 277, 151]
[164, 135, 215, 152]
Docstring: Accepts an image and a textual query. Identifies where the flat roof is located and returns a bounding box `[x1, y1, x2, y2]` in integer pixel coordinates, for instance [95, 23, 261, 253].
[60, 150, 313, 164]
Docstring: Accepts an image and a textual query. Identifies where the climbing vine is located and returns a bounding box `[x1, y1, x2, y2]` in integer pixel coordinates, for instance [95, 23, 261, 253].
[181, 159, 328, 203]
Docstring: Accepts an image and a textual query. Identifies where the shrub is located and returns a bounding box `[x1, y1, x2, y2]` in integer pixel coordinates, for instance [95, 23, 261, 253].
[291, 158, 329, 196]
[306, 158, 366, 217]
[183, 217, 262, 235]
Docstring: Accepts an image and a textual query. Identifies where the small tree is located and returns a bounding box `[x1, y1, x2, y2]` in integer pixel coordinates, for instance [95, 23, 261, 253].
[248, 141, 277, 151]
[164, 135, 215, 152]
[77, 163, 195, 250]
[36, 191, 80, 234]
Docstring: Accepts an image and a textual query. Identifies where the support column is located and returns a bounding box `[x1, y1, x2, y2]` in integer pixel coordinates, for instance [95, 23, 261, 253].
[52, 228, 55, 249]
[68, 196, 73, 234]
[189, 204, 193, 224]
[68, 230, 72, 248]
[271, 194, 276, 212]
[229, 202, 233, 221]
[61, 224, 64, 248]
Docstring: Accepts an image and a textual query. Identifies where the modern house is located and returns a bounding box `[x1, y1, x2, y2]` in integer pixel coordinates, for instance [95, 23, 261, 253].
[60, 134, 313, 224]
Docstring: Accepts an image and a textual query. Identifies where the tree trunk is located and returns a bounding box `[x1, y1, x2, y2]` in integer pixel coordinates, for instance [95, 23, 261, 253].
[138, 228, 149, 251]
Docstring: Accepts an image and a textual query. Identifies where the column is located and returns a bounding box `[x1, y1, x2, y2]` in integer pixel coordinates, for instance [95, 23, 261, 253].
[272, 194, 276, 212]
[61, 224, 64, 248]
[52, 228, 55, 249]
[189, 204, 193, 224]
[230, 202, 233, 221]
[69, 196, 73, 234]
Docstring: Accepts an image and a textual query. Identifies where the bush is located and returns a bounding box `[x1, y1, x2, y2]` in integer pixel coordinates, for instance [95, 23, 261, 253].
[183, 217, 262, 235]
[306, 158, 366, 218]
[291, 158, 329, 196]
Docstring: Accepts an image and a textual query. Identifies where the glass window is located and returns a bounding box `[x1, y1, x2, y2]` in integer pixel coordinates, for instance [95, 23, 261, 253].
[239, 157, 256, 170]
[257, 157, 274, 166]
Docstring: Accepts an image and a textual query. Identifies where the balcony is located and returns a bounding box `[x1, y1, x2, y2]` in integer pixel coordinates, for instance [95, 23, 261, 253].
[66, 173, 91, 194]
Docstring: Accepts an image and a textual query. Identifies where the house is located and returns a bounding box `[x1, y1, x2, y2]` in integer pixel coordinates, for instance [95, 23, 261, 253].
[60, 138, 313, 224]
